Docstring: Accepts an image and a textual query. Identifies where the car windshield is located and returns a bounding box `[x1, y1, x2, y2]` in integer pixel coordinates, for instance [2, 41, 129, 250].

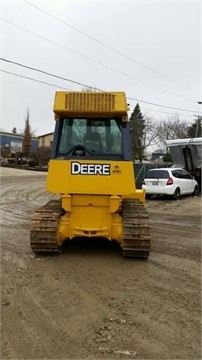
[145, 170, 169, 179]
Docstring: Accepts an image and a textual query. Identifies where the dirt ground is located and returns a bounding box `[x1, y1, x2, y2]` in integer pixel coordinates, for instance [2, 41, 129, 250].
[0, 167, 201, 360]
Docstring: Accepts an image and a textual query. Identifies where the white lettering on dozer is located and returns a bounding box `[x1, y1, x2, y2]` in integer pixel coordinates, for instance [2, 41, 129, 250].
[71, 162, 110, 175]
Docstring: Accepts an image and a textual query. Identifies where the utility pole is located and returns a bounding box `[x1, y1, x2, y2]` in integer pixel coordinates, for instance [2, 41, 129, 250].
[195, 101, 202, 137]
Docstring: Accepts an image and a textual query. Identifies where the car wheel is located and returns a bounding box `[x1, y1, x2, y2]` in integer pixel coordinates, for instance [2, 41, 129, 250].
[173, 187, 180, 200]
[192, 184, 199, 197]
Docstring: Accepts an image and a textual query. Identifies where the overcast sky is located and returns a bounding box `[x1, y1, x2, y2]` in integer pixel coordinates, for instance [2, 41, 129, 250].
[1, 0, 201, 136]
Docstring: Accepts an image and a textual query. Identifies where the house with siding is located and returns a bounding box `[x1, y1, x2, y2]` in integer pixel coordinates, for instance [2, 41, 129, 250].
[38, 132, 54, 148]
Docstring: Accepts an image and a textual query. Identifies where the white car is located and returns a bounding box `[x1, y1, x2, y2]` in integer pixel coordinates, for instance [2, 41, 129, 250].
[142, 167, 199, 200]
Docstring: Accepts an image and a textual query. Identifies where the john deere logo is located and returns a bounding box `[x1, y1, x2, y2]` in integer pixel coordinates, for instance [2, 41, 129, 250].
[112, 165, 121, 174]
[71, 162, 110, 175]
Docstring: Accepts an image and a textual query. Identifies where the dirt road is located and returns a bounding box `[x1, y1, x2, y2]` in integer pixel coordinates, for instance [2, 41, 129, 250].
[0, 168, 201, 360]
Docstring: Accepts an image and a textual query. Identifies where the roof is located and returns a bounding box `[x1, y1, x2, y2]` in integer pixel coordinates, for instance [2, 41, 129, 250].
[38, 132, 54, 138]
[148, 167, 184, 171]
[166, 137, 202, 146]
[0, 130, 38, 140]
[152, 148, 166, 154]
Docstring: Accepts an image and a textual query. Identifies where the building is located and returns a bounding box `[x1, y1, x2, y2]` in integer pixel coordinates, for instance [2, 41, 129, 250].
[151, 148, 166, 161]
[38, 132, 54, 148]
[0, 131, 39, 157]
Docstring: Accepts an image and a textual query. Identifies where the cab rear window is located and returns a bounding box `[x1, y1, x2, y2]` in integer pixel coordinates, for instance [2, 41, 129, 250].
[145, 170, 169, 179]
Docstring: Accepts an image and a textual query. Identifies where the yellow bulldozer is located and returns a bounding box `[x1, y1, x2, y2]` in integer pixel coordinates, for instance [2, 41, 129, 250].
[30, 91, 150, 258]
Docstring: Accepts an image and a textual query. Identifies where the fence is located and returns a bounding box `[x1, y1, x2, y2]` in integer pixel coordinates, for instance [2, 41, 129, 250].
[134, 162, 173, 189]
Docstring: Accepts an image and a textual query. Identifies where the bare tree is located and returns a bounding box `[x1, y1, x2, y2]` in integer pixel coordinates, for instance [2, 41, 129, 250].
[30, 128, 39, 137]
[1, 146, 11, 159]
[156, 115, 189, 146]
[22, 110, 32, 163]
[31, 146, 51, 165]
[186, 117, 202, 138]
[142, 115, 160, 150]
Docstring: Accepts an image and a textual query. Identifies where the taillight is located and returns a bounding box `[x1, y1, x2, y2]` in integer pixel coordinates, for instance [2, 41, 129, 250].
[166, 177, 173, 185]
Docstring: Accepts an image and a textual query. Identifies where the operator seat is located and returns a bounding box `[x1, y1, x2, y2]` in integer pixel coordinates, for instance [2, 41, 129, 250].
[84, 132, 103, 153]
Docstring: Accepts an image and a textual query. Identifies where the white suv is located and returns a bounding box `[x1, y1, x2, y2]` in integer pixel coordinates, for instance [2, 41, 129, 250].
[142, 167, 199, 200]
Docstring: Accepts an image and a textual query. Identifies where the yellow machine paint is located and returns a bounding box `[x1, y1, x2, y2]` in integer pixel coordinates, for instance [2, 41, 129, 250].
[30, 91, 150, 257]
[53, 91, 129, 118]
[47, 159, 137, 195]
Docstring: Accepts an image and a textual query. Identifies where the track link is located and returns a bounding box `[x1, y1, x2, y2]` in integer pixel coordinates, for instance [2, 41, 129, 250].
[30, 199, 61, 254]
[122, 198, 150, 258]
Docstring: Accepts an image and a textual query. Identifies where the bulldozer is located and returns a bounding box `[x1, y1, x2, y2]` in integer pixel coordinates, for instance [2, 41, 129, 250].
[30, 91, 150, 258]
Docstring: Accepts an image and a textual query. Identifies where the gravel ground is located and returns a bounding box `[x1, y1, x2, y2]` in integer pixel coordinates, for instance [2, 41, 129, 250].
[0, 167, 201, 360]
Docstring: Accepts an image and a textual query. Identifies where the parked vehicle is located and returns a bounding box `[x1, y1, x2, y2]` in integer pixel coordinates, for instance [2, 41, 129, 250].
[142, 167, 199, 200]
[166, 137, 202, 190]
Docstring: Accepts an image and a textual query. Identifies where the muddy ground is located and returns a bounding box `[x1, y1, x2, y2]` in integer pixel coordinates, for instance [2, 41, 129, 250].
[0, 167, 201, 360]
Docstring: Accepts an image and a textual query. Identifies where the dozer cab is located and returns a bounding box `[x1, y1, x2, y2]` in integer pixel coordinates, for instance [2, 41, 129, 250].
[30, 91, 150, 258]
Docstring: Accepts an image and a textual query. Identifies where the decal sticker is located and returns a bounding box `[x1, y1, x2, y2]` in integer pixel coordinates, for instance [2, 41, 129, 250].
[112, 165, 122, 174]
[71, 162, 110, 175]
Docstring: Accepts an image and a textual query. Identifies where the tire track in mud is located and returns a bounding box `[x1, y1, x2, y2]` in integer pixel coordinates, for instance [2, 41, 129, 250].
[150, 216, 201, 261]
[1, 169, 201, 360]
[0, 174, 58, 227]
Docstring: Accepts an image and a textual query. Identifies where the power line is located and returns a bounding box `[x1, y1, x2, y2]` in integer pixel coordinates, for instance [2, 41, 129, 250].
[0, 69, 70, 90]
[1, 68, 192, 119]
[0, 58, 104, 91]
[127, 96, 199, 113]
[132, 105, 192, 118]
[0, 17, 193, 100]
[1, 60, 200, 115]
[23, 0, 198, 95]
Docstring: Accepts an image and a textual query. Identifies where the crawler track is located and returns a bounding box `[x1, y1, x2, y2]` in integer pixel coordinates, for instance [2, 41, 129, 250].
[122, 198, 150, 258]
[30, 198, 150, 257]
[30, 199, 61, 254]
